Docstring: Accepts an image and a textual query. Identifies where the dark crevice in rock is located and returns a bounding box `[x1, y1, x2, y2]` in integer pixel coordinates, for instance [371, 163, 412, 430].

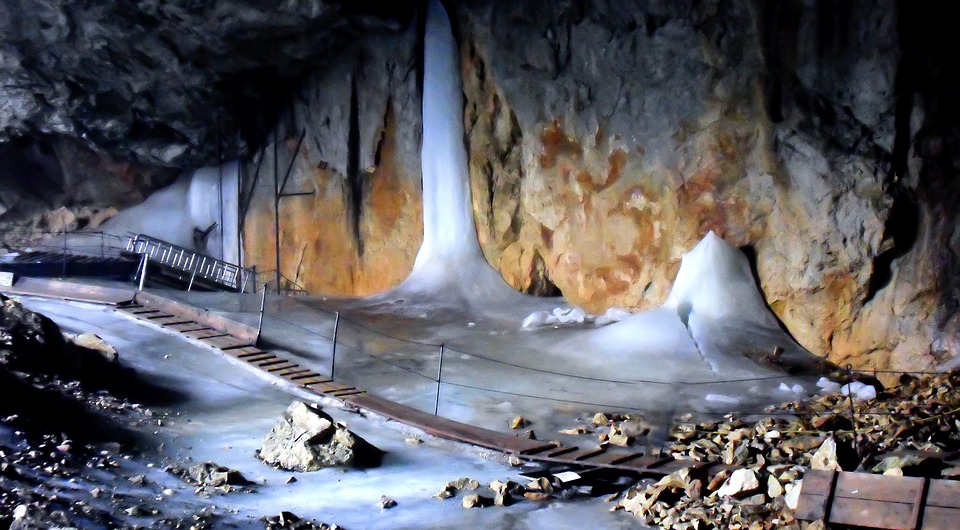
[864, 190, 919, 304]
[527, 250, 561, 297]
[346, 72, 364, 256]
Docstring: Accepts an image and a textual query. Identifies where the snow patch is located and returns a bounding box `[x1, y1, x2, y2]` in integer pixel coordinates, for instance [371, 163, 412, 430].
[705, 393, 741, 405]
[521, 306, 632, 330]
[841, 381, 878, 402]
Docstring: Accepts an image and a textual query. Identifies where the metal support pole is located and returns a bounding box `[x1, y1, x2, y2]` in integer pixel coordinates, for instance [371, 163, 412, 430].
[186, 264, 198, 292]
[256, 283, 268, 345]
[61, 231, 67, 278]
[137, 255, 148, 291]
[435, 343, 445, 416]
[273, 127, 281, 295]
[331, 311, 341, 379]
[845, 365, 862, 461]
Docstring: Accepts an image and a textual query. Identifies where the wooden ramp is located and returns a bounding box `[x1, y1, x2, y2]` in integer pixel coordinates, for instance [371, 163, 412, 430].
[796, 469, 960, 530]
[1, 277, 135, 305]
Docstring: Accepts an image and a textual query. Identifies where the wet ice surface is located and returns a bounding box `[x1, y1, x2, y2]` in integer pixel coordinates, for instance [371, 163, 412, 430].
[19, 296, 644, 529]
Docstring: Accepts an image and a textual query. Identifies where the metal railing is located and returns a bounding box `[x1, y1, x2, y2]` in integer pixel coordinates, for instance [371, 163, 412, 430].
[126, 234, 257, 293]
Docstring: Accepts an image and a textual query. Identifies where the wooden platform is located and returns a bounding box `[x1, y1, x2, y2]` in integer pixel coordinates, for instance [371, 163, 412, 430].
[796, 469, 960, 529]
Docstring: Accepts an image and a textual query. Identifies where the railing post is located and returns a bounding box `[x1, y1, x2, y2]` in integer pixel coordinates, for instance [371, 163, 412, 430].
[137, 254, 148, 291]
[435, 343, 445, 416]
[845, 364, 862, 461]
[256, 283, 268, 346]
[331, 311, 341, 379]
[61, 230, 67, 278]
[186, 262, 198, 292]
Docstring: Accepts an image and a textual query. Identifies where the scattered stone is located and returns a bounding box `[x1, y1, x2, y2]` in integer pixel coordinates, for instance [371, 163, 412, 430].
[461, 494, 491, 508]
[715, 469, 760, 498]
[509, 416, 529, 429]
[447, 477, 480, 491]
[286, 476, 298, 484]
[171, 462, 249, 491]
[378, 496, 397, 510]
[262, 511, 341, 530]
[404, 436, 423, 445]
[810, 437, 840, 471]
[559, 427, 589, 435]
[259, 401, 382, 471]
[434, 485, 456, 500]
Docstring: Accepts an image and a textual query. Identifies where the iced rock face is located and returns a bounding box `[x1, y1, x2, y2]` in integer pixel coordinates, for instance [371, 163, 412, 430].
[239, 8, 423, 296]
[258, 402, 381, 472]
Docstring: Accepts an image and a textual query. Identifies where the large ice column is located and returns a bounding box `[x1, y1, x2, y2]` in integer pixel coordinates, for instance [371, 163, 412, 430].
[389, 0, 514, 304]
[102, 160, 240, 263]
[412, 0, 485, 272]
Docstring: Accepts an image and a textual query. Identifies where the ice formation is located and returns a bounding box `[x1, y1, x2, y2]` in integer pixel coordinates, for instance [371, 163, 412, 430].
[102, 161, 240, 262]
[371, 0, 518, 309]
[521, 306, 632, 330]
[663, 231, 780, 329]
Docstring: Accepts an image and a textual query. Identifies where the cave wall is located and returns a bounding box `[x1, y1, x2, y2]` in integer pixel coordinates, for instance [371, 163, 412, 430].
[1, 0, 956, 373]
[240, 23, 423, 295]
[449, 0, 957, 372]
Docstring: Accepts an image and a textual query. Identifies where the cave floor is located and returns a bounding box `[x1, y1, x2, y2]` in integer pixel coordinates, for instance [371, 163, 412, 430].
[147, 285, 820, 446]
[17, 295, 645, 529]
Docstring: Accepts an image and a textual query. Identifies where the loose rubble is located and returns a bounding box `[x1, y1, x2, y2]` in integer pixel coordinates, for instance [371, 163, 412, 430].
[606, 371, 960, 529]
[168, 461, 251, 496]
[262, 511, 342, 530]
[258, 401, 383, 471]
[1, 299, 218, 530]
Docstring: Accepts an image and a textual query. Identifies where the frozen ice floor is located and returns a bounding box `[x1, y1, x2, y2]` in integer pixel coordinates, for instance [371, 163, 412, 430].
[19, 296, 645, 529]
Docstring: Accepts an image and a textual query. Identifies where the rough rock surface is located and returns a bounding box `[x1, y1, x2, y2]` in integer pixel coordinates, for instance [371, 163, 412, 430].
[3, 1, 959, 373]
[258, 401, 382, 472]
[0, 0, 414, 168]
[450, 0, 960, 371]
[240, 16, 423, 296]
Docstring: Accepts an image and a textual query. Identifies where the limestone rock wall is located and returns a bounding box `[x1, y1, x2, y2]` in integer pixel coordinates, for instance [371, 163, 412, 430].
[452, 0, 958, 372]
[240, 24, 422, 296]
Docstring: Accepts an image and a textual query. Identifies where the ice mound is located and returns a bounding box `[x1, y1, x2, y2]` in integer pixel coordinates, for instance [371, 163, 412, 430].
[779, 382, 806, 394]
[102, 161, 240, 262]
[816, 377, 842, 394]
[521, 306, 632, 330]
[840, 381, 878, 402]
[664, 231, 780, 329]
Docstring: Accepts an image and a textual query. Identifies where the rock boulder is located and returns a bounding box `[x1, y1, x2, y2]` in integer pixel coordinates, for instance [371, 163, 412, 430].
[258, 401, 383, 471]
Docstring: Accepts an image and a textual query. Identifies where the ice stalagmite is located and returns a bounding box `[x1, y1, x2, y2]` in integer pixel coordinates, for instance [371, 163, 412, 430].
[384, 0, 518, 305]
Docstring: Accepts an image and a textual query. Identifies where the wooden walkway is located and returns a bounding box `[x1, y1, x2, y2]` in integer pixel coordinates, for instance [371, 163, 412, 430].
[797, 469, 960, 530]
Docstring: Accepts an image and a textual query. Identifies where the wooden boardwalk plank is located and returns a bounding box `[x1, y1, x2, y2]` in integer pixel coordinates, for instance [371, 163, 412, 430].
[242, 353, 275, 364]
[165, 322, 210, 333]
[279, 368, 313, 378]
[184, 329, 229, 340]
[200, 335, 252, 349]
[154, 316, 196, 326]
